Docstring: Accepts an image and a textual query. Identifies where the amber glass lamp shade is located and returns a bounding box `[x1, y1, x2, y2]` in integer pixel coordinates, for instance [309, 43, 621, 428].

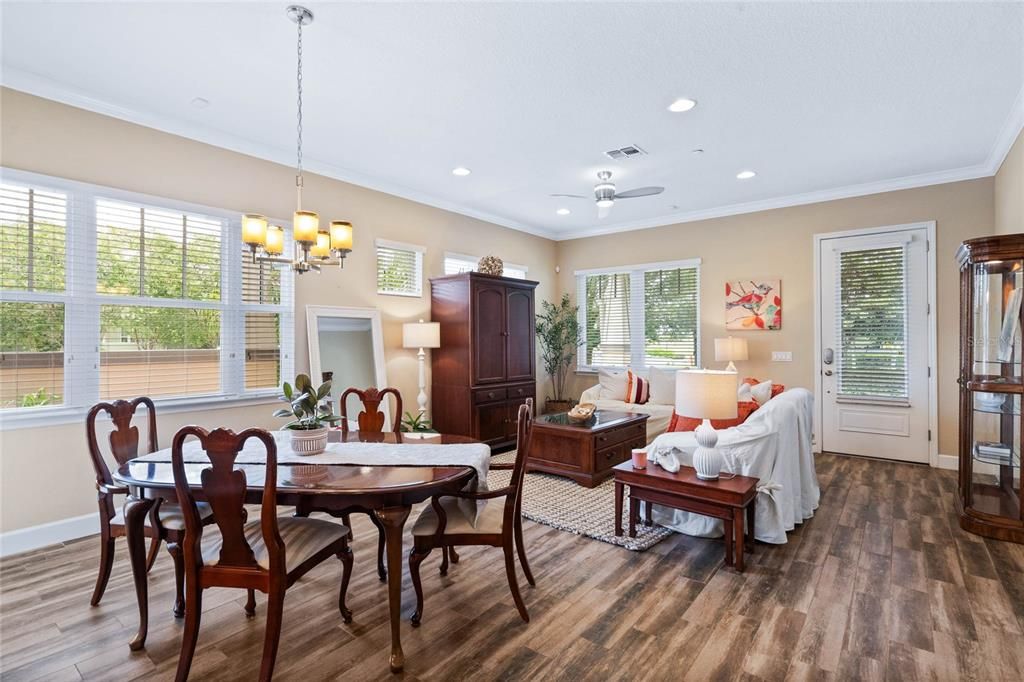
[330, 221, 353, 251]
[264, 225, 284, 255]
[310, 230, 331, 257]
[293, 210, 320, 244]
[242, 214, 268, 246]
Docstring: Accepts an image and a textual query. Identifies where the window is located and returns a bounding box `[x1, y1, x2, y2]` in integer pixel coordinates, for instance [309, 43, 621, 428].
[377, 239, 424, 296]
[0, 183, 68, 409]
[836, 245, 908, 400]
[577, 259, 701, 371]
[0, 168, 294, 421]
[443, 252, 528, 279]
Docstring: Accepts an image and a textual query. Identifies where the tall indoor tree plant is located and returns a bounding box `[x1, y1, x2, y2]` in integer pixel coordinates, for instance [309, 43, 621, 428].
[536, 294, 583, 414]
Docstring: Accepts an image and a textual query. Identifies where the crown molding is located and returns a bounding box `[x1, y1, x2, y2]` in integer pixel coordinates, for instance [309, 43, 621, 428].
[549, 162, 995, 240]
[0, 69, 557, 241]
[4, 67, 1020, 244]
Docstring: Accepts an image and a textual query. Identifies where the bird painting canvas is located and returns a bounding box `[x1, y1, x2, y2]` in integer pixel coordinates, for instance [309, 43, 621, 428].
[726, 279, 782, 330]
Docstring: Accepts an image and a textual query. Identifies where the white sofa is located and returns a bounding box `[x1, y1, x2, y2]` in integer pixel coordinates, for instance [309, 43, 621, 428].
[579, 382, 674, 443]
[645, 388, 819, 544]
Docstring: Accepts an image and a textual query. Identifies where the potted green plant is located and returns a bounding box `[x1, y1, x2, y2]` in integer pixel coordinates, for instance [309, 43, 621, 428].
[400, 411, 439, 439]
[536, 293, 583, 414]
[272, 373, 342, 455]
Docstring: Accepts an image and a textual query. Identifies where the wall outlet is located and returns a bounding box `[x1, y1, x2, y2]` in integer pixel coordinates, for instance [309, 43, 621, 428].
[772, 351, 793, 362]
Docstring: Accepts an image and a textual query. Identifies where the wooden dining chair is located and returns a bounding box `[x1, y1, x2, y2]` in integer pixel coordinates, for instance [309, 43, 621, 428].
[314, 386, 402, 581]
[171, 426, 354, 682]
[86, 397, 214, 615]
[408, 402, 536, 625]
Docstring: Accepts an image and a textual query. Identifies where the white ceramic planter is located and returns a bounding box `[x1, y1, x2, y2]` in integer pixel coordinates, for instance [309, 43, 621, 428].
[289, 425, 329, 456]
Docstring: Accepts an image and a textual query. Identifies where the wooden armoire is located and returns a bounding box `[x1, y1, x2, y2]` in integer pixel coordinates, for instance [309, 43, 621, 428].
[430, 272, 538, 449]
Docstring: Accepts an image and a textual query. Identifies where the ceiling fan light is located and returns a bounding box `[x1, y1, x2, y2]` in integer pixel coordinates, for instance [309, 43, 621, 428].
[596, 198, 615, 208]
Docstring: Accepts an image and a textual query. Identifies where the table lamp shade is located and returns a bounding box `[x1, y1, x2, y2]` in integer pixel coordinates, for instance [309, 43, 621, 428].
[403, 320, 440, 349]
[675, 370, 738, 420]
[714, 337, 749, 362]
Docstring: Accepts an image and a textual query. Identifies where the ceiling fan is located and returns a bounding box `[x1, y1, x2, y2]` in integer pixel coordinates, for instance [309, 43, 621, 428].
[551, 170, 664, 218]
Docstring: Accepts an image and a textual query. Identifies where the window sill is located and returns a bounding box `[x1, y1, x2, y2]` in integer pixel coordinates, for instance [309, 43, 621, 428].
[0, 393, 281, 431]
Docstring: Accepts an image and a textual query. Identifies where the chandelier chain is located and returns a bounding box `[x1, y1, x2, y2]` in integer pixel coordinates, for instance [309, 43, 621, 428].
[296, 16, 304, 189]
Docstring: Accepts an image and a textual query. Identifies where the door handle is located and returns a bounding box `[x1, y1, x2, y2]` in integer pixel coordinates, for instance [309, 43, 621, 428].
[824, 370, 833, 376]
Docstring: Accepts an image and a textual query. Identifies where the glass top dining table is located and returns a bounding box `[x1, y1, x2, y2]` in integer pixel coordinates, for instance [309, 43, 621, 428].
[113, 429, 480, 674]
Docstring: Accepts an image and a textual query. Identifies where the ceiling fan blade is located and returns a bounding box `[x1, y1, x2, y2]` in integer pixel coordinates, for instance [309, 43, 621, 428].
[614, 186, 665, 199]
[549, 193, 588, 199]
[597, 203, 612, 219]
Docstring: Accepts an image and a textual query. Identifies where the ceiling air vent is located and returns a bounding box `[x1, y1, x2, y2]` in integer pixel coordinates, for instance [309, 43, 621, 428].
[604, 145, 647, 161]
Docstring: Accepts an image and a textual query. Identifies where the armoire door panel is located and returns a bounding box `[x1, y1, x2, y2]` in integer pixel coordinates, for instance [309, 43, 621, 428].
[506, 288, 535, 382]
[474, 401, 509, 446]
[472, 284, 507, 384]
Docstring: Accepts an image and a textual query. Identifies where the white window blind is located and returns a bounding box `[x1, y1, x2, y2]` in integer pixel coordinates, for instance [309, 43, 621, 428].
[443, 252, 528, 279]
[836, 245, 909, 400]
[644, 267, 699, 367]
[578, 259, 701, 371]
[377, 239, 424, 296]
[0, 167, 295, 422]
[1, 183, 69, 409]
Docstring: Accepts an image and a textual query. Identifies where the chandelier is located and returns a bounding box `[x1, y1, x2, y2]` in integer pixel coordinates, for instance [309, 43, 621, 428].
[241, 5, 352, 274]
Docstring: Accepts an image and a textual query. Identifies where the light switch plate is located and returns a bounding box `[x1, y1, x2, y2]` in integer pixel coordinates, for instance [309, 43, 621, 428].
[772, 351, 793, 362]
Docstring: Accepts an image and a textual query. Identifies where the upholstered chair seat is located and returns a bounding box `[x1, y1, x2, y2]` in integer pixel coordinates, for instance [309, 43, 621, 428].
[111, 502, 213, 531]
[412, 498, 504, 536]
[201, 517, 350, 572]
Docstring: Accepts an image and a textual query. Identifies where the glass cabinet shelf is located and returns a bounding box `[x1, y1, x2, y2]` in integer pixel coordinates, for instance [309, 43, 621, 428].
[973, 443, 1020, 468]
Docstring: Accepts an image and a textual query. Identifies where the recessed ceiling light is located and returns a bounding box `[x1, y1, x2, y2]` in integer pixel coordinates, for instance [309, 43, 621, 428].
[556, 208, 571, 216]
[451, 167, 472, 176]
[191, 97, 210, 109]
[668, 98, 697, 113]
[736, 170, 757, 180]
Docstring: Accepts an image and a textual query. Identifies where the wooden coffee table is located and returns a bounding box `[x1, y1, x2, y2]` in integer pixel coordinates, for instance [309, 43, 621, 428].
[527, 410, 648, 487]
[612, 460, 759, 571]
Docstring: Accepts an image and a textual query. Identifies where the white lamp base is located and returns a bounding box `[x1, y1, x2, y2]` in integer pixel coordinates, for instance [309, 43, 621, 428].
[724, 360, 737, 373]
[416, 348, 428, 416]
[692, 418, 723, 480]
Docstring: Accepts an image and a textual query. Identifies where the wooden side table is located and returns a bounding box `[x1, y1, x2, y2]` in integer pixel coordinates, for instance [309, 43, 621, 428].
[612, 460, 759, 572]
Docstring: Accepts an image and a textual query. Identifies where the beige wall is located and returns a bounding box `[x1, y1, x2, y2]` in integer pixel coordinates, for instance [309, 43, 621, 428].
[557, 179, 995, 456]
[0, 88, 557, 533]
[995, 128, 1024, 234]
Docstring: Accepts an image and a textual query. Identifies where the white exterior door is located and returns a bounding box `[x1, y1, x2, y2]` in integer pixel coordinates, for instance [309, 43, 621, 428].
[819, 226, 931, 462]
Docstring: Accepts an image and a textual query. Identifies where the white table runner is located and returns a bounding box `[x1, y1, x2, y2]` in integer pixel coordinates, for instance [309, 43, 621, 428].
[133, 430, 491, 480]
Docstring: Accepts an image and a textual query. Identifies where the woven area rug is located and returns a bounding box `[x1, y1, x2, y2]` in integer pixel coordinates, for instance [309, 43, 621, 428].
[488, 452, 674, 551]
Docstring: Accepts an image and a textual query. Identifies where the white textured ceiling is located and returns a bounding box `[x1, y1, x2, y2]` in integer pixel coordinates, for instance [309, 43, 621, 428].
[2, 1, 1022, 239]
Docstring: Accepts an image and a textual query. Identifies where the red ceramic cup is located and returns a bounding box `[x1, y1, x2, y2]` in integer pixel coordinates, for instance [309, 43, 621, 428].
[631, 448, 648, 470]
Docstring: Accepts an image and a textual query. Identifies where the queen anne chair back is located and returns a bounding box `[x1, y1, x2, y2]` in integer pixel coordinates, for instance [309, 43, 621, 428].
[339, 386, 403, 434]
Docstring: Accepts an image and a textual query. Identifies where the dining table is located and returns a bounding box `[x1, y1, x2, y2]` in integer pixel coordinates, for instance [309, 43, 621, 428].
[112, 429, 481, 673]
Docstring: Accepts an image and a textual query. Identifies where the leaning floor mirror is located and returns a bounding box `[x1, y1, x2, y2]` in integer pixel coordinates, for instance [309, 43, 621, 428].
[306, 306, 390, 431]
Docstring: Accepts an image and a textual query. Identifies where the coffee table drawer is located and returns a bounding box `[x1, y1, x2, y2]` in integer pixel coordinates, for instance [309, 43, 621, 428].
[592, 421, 646, 451]
[595, 439, 640, 473]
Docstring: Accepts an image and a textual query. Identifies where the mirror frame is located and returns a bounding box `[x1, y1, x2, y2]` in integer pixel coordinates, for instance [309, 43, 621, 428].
[306, 305, 390, 428]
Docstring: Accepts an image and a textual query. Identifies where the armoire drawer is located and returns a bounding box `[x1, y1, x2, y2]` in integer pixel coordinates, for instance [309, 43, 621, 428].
[473, 387, 507, 404]
[507, 383, 535, 401]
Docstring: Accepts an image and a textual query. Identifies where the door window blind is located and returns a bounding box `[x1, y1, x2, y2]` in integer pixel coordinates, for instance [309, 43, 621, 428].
[836, 245, 909, 400]
[644, 267, 699, 367]
[376, 239, 424, 296]
[1, 182, 68, 408]
[578, 260, 701, 371]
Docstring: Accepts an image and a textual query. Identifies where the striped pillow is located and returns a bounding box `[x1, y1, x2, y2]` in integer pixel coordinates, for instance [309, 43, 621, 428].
[625, 369, 650, 405]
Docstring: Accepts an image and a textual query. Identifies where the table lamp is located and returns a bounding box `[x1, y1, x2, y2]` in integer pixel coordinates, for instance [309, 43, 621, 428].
[403, 319, 441, 416]
[675, 369, 738, 480]
[714, 336, 748, 373]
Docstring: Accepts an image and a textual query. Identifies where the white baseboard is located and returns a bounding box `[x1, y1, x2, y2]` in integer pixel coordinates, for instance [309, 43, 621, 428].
[936, 454, 958, 471]
[0, 512, 98, 558]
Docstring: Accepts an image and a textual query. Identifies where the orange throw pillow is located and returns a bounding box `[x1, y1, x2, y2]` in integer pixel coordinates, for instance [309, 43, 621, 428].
[667, 401, 759, 432]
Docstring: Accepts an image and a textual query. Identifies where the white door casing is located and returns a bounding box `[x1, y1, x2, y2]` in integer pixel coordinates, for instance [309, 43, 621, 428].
[815, 223, 936, 464]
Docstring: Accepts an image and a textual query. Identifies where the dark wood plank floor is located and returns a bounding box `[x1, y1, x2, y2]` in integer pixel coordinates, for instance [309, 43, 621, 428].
[3, 453, 1024, 681]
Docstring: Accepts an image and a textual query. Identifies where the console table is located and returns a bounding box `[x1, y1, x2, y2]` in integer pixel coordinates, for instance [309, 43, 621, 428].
[612, 460, 759, 571]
